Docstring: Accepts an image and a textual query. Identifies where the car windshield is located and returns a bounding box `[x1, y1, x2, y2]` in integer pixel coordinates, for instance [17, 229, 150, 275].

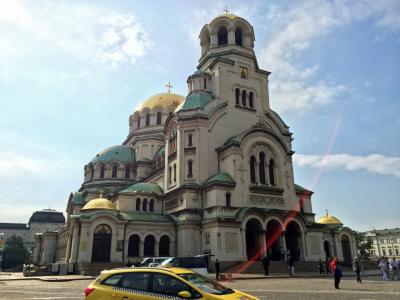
[179, 273, 233, 295]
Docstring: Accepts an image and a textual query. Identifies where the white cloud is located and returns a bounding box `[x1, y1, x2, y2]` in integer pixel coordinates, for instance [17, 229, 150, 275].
[294, 153, 400, 178]
[259, 0, 400, 113]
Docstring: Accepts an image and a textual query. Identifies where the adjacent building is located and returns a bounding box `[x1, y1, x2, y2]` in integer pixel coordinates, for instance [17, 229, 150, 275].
[365, 228, 400, 259]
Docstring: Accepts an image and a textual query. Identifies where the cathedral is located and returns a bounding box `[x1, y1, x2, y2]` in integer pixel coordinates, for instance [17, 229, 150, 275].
[35, 12, 357, 273]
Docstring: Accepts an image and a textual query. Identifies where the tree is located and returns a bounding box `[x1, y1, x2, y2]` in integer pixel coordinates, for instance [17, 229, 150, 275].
[355, 231, 373, 260]
[1, 235, 29, 270]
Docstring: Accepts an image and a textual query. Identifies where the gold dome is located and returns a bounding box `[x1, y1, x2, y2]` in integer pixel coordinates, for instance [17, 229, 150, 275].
[317, 211, 343, 225]
[81, 197, 116, 211]
[137, 93, 184, 112]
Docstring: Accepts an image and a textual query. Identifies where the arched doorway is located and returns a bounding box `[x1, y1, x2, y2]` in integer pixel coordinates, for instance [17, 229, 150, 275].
[144, 235, 155, 256]
[128, 234, 140, 257]
[159, 235, 170, 256]
[324, 240, 332, 258]
[245, 218, 263, 261]
[265, 219, 283, 261]
[341, 235, 352, 267]
[91, 224, 112, 262]
[285, 221, 302, 261]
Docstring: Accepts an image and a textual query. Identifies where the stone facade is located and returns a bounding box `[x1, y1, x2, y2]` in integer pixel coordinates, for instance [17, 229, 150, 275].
[35, 12, 357, 272]
[365, 228, 400, 259]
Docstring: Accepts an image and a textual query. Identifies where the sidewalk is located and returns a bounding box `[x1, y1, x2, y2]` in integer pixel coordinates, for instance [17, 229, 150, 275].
[0, 272, 95, 282]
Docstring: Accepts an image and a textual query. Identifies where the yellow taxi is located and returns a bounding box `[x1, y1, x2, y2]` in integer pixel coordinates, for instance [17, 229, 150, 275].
[84, 267, 259, 300]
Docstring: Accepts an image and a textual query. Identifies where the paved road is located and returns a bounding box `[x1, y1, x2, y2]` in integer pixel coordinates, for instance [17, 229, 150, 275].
[0, 276, 399, 300]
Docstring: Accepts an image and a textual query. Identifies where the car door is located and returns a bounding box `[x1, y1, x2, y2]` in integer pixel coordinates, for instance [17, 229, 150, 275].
[111, 272, 153, 300]
[150, 272, 203, 300]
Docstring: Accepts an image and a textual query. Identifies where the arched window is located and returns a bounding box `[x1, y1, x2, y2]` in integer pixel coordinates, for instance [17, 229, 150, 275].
[235, 88, 240, 105]
[188, 160, 193, 178]
[149, 199, 154, 212]
[188, 134, 193, 147]
[136, 198, 140, 211]
[269, 159, 275, 185]
[143, 198, 148, 211]
[146, 113, 150, 126]
[259, 152, 266, 184]
[250, 155, 256, 183]
[226, 192, 231, 207]
[217, 26, 228, 45]
[235, 27, 243, 46]
[203, 78, 207, 89]
[144, 235, 155, 256]
[100, 166, 105, 178]
[242, 90, 247, 106]
[156, 112, 162, 125]
[128, 234, 140, 257]
[137, 116, 141, 129]
[112, 165, 118, 178]
[173, 164, 176, 182]
[249, 92, 254, 108]
[159, 235, 170, 256]
[125, 166, 130, 179]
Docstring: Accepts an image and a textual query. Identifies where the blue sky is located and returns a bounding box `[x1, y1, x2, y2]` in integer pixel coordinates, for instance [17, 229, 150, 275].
[0, 0, 399, 231]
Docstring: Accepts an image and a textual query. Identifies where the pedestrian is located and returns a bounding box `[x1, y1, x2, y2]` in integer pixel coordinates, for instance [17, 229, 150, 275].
[215, 259, 220, 280]
[287, 255, 294, 277]
[318, 259, 323, 274]
[262, 253, 270, 276]
[390, 257, 399, 280]
[379, 257, 389, 281]
[126, 259, 132, 267]
[280, 246, 285, 261]
[325, 256, 331, 274]
[334, 261, 343, 289]
[330, 257, 337, 274]
[352, 257, 362, 283]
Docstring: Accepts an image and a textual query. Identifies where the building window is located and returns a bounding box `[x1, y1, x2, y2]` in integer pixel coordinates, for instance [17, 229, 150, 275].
[395, 249, 399, 255]
[188, 133, 193, 147]
[242, 90, 247, 106]
[269, 159, 275, 185]
[136, 198, 140, 211]
[146, 113, 150, 126]
[188, 160, 193, 178]
[143, 198, 148, 211]
[235, 27, 243, 46]
[235, 88, 240, 105]
[259, 152, 266, 184]
[382, 249, 386, 256]
[217, 26, 228, 45]
[90, 167, 94, 180]
[137, 116, 141, 129]
[250, 155, 256, 183]
[203, 78, 207, 89]
[173, 164, 176, 182]
[149, 199, 154, 212]
[156, 112, 162, 125]
[100, 166, 105, 178]
[226, 192, 231, 207]
[169, 166, 172, 183]
[125, 166, 130, 179]
[249, 92, 254, 108]
[112, 165, 118, 178]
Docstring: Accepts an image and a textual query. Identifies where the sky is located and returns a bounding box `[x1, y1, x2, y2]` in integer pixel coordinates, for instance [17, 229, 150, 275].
[0, 0, 399, 232]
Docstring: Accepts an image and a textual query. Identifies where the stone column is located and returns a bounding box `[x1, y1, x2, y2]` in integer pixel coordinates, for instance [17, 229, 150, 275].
[228, 30, 235, 45]
[155, 241, 159, 256]
[139, 240, 144, 257]
[69, 224, 80, 264]
[65, 225, 74, 263]
[41, 232, 57, 265]
[281, 232, 287, 261]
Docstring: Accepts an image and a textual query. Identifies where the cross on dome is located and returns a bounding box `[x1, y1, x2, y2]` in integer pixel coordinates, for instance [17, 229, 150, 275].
[224, 6, 230, 14]
[165, 82, 173, 93]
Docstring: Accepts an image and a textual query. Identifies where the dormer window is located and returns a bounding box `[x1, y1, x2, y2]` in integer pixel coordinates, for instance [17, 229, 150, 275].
[217, 26, 228, 46]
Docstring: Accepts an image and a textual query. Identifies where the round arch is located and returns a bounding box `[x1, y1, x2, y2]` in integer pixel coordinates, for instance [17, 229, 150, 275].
[91, 224, 112, 262]
[284, 221, 303, 261]
[245, 218, 263, 261]
[128, 234, 140, 257]
[341, 234, 352, 267]
[323, 240, 332, 258]
[159, 235, 170, 256]
[265, 218, 283, 261]
[144, 235, 156, 257]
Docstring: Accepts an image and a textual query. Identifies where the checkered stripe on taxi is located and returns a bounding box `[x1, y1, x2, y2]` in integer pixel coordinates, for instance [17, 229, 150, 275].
[112, 287, 182, 300]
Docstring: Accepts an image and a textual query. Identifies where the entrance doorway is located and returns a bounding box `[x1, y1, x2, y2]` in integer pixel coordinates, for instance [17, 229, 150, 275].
[91, 224, 112, 262]
[341, 235, 352, 267]
[324, 240, 332, 258]
[265, 220, 282, 261]
[285, 221, 302, 261]
[144, 235, 155, 256]
[245, 218, 263, 261]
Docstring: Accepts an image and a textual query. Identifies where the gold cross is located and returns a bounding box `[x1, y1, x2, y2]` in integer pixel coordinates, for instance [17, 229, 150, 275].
[165, 82, 173, 93]
[325, 209, 329, 216]
[224, 6, 229, 14]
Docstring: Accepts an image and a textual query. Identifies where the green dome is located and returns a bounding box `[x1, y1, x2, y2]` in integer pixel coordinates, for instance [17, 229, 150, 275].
[175, 91, 214, 112]
[91, 145, 135, 164]
[120, 182, 164, 196]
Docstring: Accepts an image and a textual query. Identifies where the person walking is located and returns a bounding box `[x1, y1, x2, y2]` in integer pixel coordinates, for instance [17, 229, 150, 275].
[390, 257, 399, 280]
[318, 259, 324, 274]
[334, 261, 343, 289]
[287, 255, 295, 277]
[215, 259, 220, 280]
[353, 257, 362, 283]
[262, 253, 270, 276]
[379, 257, 389, 281]
[330, 257, 338, 274]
